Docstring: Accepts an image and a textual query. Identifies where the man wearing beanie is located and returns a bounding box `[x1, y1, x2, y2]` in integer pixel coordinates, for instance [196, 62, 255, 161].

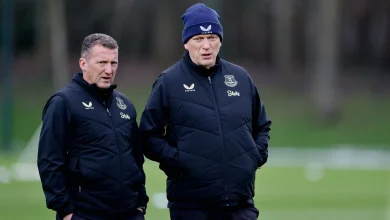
[140, 3, 271, 220]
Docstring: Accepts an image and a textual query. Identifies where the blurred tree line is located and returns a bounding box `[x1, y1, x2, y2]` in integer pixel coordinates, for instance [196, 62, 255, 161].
[3, 0, 390, 69]
[1, 0, 390, 121]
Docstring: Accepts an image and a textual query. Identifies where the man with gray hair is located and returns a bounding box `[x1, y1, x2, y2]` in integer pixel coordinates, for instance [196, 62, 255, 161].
[38, 33, 148, 220]
[140, 3, 271, 220]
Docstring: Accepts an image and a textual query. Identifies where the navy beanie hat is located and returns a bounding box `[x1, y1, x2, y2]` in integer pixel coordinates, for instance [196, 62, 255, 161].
[181, 3, 223, 44]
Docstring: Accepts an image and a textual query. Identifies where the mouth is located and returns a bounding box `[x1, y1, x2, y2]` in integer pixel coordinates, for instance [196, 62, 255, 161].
[202, 53, 212, 59]
[102, 77, 111, 81]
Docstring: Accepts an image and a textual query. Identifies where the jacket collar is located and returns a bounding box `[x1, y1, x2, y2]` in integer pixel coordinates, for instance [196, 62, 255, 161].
[72, 73, 116, 106]
[182, 51, 221, 77]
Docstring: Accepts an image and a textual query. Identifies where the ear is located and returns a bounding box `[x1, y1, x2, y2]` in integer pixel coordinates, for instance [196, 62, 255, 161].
[184, 44, 189, 50]
[79, 58, 87, 71]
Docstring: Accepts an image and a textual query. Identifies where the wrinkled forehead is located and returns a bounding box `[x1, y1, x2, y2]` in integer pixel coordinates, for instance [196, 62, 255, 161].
[89, 45, 118, 60]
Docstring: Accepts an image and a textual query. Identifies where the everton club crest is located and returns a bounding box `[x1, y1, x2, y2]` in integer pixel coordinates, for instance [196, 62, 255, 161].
[116, 97, 127, 110]
[224, 75, 238, 87]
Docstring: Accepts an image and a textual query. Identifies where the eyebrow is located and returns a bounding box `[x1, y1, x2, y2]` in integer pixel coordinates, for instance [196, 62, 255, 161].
[97, 60, 118, 63]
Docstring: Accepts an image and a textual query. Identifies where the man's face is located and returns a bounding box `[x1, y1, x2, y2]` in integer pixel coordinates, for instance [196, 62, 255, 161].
[184, 34, 221, 69]
[79, 44, 118, 89]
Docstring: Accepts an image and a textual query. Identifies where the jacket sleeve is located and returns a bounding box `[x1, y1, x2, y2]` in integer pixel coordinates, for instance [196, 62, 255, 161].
[139, 74, 179, 166]
[131, 119, 149, 211]
[37, 95, 75, 218]
[250, 79, 272, 168]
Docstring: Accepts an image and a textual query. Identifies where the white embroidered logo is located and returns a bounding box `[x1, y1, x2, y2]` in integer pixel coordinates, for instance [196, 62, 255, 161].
[120, 112, 130, 120]
[227, 90, 240, 97]
[183, 83, 195, 92]
[200, 25, 212, 33]
[116, 97, 127, 110]
[224, 75, 238, 87]
[82, 101, 94, 109]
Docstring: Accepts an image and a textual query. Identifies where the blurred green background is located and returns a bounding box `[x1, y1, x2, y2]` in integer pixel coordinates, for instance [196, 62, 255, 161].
[1, 0, 390, 219]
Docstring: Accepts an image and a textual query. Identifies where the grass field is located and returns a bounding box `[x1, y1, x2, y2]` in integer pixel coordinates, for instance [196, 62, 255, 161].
[0, 161, 389, 220]
[1, 84, 389, 219]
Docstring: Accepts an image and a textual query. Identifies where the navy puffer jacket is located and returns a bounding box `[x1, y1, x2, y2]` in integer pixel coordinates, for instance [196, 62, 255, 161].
[140, 52, 271, 208]
[38, 73, 148, 219]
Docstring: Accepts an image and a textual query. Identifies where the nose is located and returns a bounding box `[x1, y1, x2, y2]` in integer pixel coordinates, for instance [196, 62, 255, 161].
[202, 39, 211, 49]
[105, 63, 113, 74]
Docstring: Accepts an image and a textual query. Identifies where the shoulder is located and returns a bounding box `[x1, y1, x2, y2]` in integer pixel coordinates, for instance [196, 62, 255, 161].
[42, 94, 69, 118]
[142, 61, 181, 90]
[46, 95, 67, 107]
[159, 60, 184, 83]
[45, 83, 75, 108]
[221, 59, 249, 76]
[114, 90, 131, 101]
[161, 60, 182, 75]
[43, 81, 90, 114]
[56, 81, 84, 100]
[220, 59, 258, 92]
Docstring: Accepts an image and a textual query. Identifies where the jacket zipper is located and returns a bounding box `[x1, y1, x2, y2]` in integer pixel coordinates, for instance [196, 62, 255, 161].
[208, 76, 228, 201]
[104, 101, 123, 184]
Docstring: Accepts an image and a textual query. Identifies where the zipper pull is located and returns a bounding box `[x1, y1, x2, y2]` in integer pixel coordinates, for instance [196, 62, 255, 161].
[79, 186, 82, 192]
[208, 76, 212, 84]
[106, 109, 111, 117]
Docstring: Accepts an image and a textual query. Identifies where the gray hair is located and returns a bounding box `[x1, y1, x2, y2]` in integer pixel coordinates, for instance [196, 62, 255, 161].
[81, 33, 119, 59]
